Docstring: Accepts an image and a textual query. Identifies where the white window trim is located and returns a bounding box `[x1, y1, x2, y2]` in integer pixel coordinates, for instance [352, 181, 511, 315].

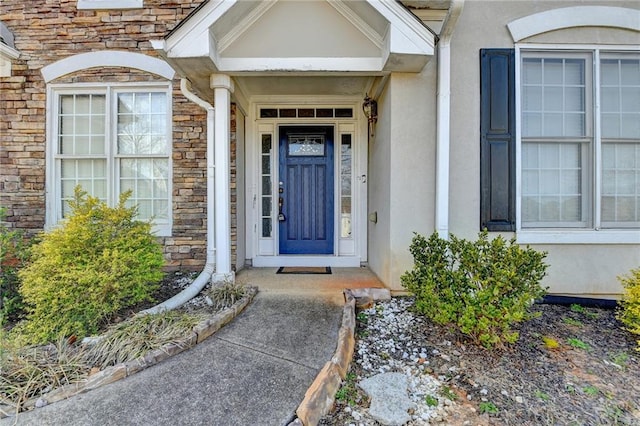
[515, 44, 640, 245]
[508, 6, 640, 43]
[46, 82, 173, 236]
[41, 51, 174, 83]
[77, 0, 142, 10]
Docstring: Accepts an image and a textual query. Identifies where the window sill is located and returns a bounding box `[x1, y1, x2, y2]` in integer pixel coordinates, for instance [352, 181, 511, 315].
[151, 224, 171, 237]
[516, 230, 640, 245]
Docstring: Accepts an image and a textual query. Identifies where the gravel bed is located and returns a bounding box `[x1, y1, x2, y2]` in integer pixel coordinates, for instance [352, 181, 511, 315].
[321, 297, 640, 426]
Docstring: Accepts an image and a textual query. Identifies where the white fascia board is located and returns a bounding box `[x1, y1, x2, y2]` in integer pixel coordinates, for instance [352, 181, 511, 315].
[166, 28, 211, 58]
[386, 24, 430, 56]
[164, 0, 237, 56]
[367, 0, 435, 54]
[0, 43, 20, 60]
[77, 0, 142, 9]
[0, 43, 19, 76]
[508, 6, 640, 42]
[216, 57, 383, 72]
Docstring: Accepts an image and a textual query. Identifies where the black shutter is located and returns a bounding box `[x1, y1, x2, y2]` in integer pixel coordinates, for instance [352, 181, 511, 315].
[480, 48, 515, 231]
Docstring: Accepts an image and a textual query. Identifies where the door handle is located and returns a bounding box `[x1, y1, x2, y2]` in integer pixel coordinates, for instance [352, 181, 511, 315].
[278, 196, 286, 221]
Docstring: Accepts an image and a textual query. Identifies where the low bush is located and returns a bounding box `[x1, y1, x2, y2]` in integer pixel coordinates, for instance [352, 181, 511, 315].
[401, 231, 548, 348]
[0, 336, 89, 412]
[207, 281, 246, 311]
[617, 267, 640, 350]
[84, 311, 207, 369]
[0, 208, 30, 326]
[17, 188, 164, 343]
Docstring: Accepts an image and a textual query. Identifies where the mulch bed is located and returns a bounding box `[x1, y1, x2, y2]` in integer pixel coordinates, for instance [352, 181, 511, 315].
[322, 300, 640, 425]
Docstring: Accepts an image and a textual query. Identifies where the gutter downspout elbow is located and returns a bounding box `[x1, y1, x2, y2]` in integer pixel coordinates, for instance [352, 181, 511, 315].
[141, 78, 216, 314]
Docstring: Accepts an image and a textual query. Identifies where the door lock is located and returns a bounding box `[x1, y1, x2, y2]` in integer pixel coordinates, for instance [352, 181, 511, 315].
[278, 196, 286, 222]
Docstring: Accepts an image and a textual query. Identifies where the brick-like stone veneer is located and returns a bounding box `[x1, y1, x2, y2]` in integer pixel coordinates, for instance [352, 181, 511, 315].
[0, 1, 237, 270]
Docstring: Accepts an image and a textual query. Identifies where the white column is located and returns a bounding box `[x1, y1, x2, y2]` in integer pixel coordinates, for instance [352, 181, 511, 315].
[211, 74, 235, 282]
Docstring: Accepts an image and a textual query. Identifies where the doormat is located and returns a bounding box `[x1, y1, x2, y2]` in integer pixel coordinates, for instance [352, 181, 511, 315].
[276, 266, 332, 274]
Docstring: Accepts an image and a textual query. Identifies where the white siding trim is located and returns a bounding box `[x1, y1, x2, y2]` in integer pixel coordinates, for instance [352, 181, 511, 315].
[508, 6, 640, 42]
[0, 43, 19, 77]
[252, 255, 362, 268]
[77, 0, 142, 10]
[216, 57, 383, 72]
[517, 231, 640, 245]
[41, 51, 175, 83]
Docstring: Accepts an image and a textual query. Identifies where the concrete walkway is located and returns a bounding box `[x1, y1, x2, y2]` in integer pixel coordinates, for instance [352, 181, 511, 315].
[2, 267, 383, 426]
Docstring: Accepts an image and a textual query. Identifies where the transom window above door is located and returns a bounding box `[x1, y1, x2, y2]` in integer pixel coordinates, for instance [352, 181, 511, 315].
[259, 107, 353, 119]
[49, 84, 172, 235]
[520, 50, 640, 229]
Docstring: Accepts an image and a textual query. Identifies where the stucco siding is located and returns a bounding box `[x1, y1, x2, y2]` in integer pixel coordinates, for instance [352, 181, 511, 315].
[367, 83, 392, 285]
[368, 62, 438, 291]
[448, 0, 640, 296]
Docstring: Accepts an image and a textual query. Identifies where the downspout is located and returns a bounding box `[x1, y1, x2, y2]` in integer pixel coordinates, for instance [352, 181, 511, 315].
[141, 78, 215, 314]
[435, 0, 465, 239]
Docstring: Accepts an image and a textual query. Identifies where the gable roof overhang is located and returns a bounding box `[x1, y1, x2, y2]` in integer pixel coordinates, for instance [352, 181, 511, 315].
[152, 0, 435, 101]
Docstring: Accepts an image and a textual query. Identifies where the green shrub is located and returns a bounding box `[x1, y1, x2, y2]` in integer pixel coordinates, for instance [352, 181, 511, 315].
[17, 188, 164, 343]
[0, 208, 30, 326]
[617, 267, 640, 350]
[401, 231, 548, 348]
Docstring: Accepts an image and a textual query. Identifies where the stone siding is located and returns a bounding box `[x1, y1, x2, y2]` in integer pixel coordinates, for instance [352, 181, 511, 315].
[0, 0, 236, 270]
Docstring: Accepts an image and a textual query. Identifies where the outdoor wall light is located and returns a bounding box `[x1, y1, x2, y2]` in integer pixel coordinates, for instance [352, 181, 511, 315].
[362, 94, 377, 137]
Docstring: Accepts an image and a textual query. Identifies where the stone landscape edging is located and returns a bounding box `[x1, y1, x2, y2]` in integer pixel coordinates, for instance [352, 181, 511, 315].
[0, 286, 258, 419]
[293, 287, 391, 426]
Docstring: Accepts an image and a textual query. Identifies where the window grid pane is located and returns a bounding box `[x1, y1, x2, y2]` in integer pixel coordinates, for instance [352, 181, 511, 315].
[522, 58, 586, 138]
[601, 59, 640, 139]
[58, 94, 106, 155]
[120, 158, 169, 221]
[56, 88, 171, 227]
[601, 143, 640, 225]
[117, 92, 168, 155]
[60, 159, 107, 217]
[521, 142, 584, 226]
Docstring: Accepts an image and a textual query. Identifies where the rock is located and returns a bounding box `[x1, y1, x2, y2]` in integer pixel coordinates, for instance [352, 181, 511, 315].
[515, 396, 524, 404]
[35, 399, 47, 408]
[359, 372, 416, 426]
[355, 295, 374, 309]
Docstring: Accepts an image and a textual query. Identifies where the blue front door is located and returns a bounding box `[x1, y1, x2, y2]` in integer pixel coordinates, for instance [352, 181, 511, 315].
[279, 126, 334, 254]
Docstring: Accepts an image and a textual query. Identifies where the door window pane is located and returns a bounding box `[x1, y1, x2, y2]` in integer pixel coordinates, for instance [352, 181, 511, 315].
[340, 134, 352, 238]
[261, 134, 273, 237]
[288, 134, 325, 156]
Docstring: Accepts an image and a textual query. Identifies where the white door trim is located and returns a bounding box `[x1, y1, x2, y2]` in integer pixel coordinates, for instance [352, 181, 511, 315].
[245, 98, 368, 266]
